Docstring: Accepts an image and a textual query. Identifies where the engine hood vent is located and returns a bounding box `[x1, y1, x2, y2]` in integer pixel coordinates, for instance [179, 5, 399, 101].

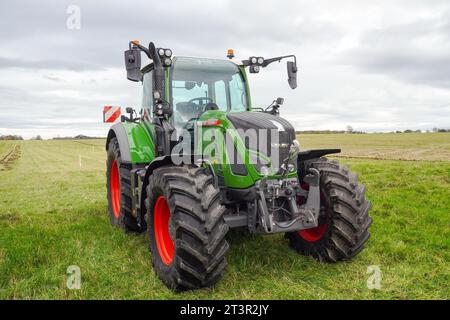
[227, 112, 295, 133]
[227, 112, 296, 169]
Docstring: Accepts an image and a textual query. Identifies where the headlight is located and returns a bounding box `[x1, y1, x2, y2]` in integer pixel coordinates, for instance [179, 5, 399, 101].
[251, 57, 257, 64]
[250, 152, 271, 176]
[163, 58, 172, 66]
[257, 57, 264, 65]
[153, 91, 161, 100]
[158, 48, 165, 56]
[164, 49, 172, 57]
[259, 166, 270, 176]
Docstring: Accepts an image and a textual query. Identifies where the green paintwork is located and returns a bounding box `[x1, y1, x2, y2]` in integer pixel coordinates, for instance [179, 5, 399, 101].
[197, 110, 258, 188]
[121, 121, 156, 163]
[196, 110, 296, 189]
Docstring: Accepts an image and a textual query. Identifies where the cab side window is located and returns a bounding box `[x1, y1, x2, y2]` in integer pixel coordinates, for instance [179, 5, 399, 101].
[213, 80, 228, 112]
[229, 73, 247, 112]
[142, 70, 153, 120]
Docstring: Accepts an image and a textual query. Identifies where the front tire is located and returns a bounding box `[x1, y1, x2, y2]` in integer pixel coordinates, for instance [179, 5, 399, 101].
[146, 165, 229, 291]
[287, 158, 372, 262]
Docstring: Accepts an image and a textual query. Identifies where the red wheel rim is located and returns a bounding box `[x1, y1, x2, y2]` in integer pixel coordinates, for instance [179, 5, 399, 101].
[154, 196, 174, 265]
[110, 159, 121, 218]
[297, 183, 328, 242]
[298, 224, 328, 242]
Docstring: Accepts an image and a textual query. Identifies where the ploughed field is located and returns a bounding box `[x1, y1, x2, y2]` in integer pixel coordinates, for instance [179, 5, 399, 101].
[0, 133, 448, 299]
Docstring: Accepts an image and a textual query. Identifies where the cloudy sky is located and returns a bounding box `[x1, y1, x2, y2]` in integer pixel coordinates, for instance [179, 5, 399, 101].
[0, 0, 449, 138]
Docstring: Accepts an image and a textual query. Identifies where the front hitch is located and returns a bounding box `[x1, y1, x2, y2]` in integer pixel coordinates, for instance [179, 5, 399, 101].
[255, 168, 321, 234]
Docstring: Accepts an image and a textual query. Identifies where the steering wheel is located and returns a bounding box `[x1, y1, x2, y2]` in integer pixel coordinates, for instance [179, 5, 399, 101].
[188, 97, 215, 116]
[189, 97, 214, 106]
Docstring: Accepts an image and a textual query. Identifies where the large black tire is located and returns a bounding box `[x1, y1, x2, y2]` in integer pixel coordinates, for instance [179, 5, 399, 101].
[287, 158, 372, 262]
[106, 137, 140, 232]
[146, 165, 229, 291]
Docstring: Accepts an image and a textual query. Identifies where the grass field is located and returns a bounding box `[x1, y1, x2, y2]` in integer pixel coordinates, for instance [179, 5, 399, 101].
[0, 133, 449, 299]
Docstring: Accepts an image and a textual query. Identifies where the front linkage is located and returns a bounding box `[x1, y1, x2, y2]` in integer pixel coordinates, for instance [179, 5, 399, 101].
[256, 167, 321, 234]
[223, 148, 341, 235]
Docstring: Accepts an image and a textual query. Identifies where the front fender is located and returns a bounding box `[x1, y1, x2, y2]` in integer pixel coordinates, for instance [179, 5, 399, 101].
[106, 122, 156, 164]
[297, 148, 341, 180]
[106, 123, 132, 162]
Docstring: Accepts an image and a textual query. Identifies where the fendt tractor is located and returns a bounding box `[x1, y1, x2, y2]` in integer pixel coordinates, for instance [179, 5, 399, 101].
[105, 40, 372, 291]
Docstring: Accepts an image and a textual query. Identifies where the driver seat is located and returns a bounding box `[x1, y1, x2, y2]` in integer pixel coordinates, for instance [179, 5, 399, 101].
[204, 102, 219, 111]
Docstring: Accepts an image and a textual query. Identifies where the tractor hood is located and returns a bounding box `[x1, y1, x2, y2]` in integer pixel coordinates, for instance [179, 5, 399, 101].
[227, 111, 296, 167]
[227, 112, 295, 134]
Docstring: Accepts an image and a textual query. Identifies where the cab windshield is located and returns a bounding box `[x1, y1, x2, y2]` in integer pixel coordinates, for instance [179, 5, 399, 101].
[171, 56, 248, 129]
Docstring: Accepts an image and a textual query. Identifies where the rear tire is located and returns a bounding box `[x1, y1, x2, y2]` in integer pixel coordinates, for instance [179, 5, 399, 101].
[287, 158, 372, 262]
[146, 165, 229, 291]
[106, 137, 140, 232]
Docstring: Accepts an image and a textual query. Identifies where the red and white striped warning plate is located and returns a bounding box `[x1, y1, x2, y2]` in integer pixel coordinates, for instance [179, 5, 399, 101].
[103, 106, 121, 123]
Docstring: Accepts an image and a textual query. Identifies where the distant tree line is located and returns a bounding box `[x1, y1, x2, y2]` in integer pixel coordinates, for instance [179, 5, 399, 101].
[0, 135, 23, 140]
[432, 128, 450, 133]
[53, 134, 103, 140]
[391, 128, 450, 133]
[296, 130, 366, 134]
[297, 127, 450, 134]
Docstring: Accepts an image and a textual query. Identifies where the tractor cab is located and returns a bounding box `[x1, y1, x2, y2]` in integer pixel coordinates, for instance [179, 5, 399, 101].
[121, 41, 308, 189]
[166, 56, 248, 132]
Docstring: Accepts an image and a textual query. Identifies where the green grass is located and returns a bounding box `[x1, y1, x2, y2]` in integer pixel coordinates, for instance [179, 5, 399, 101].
[0, 140, 15, 158]
[0, 134, 449, 299]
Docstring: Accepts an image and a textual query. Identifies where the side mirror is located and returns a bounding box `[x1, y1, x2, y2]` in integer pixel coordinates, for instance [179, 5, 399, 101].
[287, 61, 297, 89]
[124, 48, 142, 82]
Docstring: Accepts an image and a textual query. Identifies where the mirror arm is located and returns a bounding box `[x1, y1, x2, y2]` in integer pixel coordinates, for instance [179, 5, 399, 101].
[242, 54, 297, 69]
[262, 54, 297, 68]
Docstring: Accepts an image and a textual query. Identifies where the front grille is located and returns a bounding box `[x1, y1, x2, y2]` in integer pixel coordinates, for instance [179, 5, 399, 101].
[227, 112, 295, 170]
[269, 131, 291, 168]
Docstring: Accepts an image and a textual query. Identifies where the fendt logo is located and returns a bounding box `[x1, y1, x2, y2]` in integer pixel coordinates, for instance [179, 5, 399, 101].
[103, 106, 121, 123]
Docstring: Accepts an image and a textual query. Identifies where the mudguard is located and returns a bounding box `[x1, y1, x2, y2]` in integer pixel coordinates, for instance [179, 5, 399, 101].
[297, 149, 341, 162]
[106, 123, 132, 162]
[297, 149, 341, 181]
[106, 122, 155, 164]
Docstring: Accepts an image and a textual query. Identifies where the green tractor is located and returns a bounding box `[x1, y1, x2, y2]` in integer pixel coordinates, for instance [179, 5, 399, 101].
[105, 40, 372, 291]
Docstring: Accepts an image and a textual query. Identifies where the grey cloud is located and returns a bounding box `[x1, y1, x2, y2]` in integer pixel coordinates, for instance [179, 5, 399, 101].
[43, 75, 66, 82]
[1, 0, 450, 137]
[339, 10, 450, 89]
[0, 117, 101, 129]
[0, 56, 104, 71]
[0, 0, 342, 71]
